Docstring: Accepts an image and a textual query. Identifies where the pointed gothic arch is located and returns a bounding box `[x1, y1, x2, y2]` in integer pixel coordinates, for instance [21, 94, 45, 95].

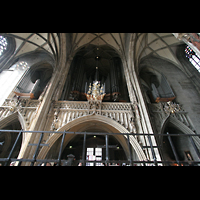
[159, 115, 200, 164]
[160, 115, 197, 136]
[37, 115, 147, 162]
[60, 44, 129, 102]
[159, 115, 200, 150]
[0, 111, 23, 164]
[71, 34, 123, 59]
[0, 111, 27, 143]
[0, 111, 24, 130]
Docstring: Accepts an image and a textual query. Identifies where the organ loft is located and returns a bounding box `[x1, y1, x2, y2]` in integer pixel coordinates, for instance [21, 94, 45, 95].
[0, 33, 200, 166]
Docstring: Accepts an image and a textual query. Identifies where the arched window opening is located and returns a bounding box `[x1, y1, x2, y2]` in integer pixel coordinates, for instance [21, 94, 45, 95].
[0, 61, 29, 105]
[185, 45, 200, 72]
[140, 67, 175, 103]
[162, 122, 198, 166]
[0, 35, 16, 73]
[0, 36, 8, 57]
[16, 61, 29, 70]
[14, 63, 53, 99]
[9, 61, 29, 71]
[0, 120, 22, 166]
[45, 134, 127, 166]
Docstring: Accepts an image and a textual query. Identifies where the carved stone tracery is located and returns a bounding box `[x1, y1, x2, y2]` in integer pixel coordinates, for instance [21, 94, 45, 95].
[51, 100, 136, 132]
[0, 98, 40, 129]
[0, 97, 138, 136]
[149, 102, 196, 133]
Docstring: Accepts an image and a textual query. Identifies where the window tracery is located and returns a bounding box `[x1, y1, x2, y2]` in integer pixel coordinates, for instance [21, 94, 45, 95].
[16, 61, 29, 70]
[0, 36, 7, 56]
[185, 45, 200, 72]
[9, 61, 29, 71]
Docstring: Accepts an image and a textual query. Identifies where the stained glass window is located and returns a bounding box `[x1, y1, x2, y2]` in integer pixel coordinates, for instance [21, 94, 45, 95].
[9, 61, 29, 71]
[185, 45, 200, 72]
[16, 61, 28, 70]
[0, 36, 7, 56]
[86, 147, 102, 166]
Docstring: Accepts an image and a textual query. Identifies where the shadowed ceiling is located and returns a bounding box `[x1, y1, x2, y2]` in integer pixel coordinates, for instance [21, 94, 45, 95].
[1, 33, 184, 70]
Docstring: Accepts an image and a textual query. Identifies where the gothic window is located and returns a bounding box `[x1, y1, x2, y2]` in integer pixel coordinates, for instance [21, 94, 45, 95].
[16, 61, 29, 70]
[185, 45, 200, 72]
[9, 61, 29, 71]
[0, 36, 8, 56]
[86, 147, 102, 166]
[162, 123, 197, 164]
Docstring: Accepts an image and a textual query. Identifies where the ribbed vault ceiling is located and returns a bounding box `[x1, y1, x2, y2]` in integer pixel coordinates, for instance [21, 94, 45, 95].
[71, 33, 184, 71]
[3, 33, 59, 61]
[1, 33, 184, 69]
[71, 33, 126, 56]
[73, 44, 120, 79]
[133, 33, 184, 67]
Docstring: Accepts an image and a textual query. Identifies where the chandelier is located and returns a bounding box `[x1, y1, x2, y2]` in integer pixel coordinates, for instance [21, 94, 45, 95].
[86, 80, 105, 101]
[86, 41, 106, 101]
[164, 101, 181, 114]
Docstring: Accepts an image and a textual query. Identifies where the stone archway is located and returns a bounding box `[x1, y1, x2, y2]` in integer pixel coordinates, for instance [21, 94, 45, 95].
[38, 115, 147, 162]
[0, 111, 23, 164]
[160, 115, 200, 149]
[0, 111, 26, 131]
[161, 115, 198, 136]
[160, 116, 200, 164]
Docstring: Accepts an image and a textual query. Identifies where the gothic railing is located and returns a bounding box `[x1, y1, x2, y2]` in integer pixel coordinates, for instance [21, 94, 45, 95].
[51, 101, 136, 132]
[0, 99, 136, 132]
[0, 130, 200, 166]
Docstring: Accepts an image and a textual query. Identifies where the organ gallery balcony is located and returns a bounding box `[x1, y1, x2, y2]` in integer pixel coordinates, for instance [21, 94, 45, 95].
[51, 100, 136, 133]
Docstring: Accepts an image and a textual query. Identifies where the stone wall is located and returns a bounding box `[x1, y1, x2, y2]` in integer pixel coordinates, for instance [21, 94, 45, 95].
[139, 55, 200, 135]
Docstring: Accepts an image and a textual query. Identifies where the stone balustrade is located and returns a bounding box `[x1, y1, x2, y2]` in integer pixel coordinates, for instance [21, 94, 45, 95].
[51, 100, 136, 132]
[0, 99, 136, 133]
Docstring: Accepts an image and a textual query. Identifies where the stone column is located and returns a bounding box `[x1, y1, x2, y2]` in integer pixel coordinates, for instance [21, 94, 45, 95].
[124, 34, 162, 162]
[17, 34, 69, 165]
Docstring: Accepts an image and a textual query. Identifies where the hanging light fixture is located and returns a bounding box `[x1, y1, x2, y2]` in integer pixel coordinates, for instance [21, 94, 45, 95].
[86, 63, 106, 101]
[86, 34, 106, 101]
[86, 80, 105, 101]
